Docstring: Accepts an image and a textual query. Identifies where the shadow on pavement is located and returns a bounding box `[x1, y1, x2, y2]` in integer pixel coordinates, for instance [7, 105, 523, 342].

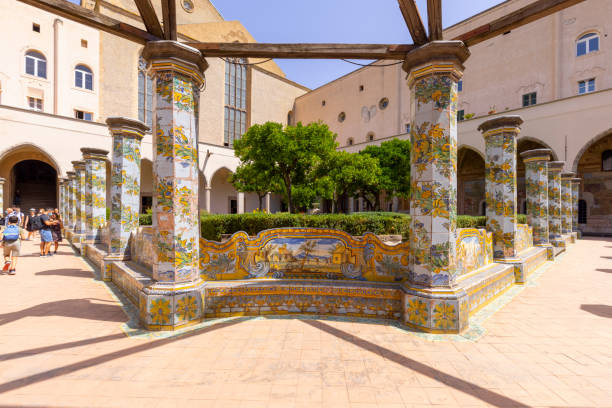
[302, 319, 530, 408]
[596, 268, 612, 273]
[580, 304, 612, 319]
[35, 268, 94, 278]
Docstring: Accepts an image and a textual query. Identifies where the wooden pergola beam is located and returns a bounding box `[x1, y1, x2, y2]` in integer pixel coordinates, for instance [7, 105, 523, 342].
[186, 43, 416, 59]
[427, 0, 442, 41]
[134, 0, 164, 38]
[397, 0, 428, 45]
[16, 0, 159, 43]
[161, 0, 177, 40]
[454, 0, 586, 46]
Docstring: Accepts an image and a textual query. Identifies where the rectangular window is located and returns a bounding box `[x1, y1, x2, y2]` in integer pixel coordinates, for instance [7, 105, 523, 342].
[28, 97, 43, 111]
[522, 92, 537, 107]
[75, 110, 92, 121]
[405, 123, 411, 134]
[457, 109, 465, 121]
[32, 23, 40, 32]
[75, 70, 83, 88]
[578, 78, 595, 94]
[25, 57, 36, 76]
[81, 39, 88, 48]
[589, 37, 599, 53]
[224, 59, 248, 147]
[458, 80, 463, 92]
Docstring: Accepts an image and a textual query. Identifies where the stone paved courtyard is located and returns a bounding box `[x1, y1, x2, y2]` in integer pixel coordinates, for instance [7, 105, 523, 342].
[0, 237, 611, 407]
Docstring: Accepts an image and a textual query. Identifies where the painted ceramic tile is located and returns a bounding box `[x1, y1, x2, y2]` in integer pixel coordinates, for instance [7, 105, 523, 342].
[524, 159, 549, 245]
[560, 177, 572, 234]
[455, 228, 494, 277]
[547, 167, 563, 239]
[84, 157, 107, 242]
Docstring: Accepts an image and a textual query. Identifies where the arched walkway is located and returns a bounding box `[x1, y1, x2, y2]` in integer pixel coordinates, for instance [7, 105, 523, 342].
[457, 146, 485, 215]
[210, 167, 238, 214]
[0, 144, 60, 210]
[575, 131, 612, 234]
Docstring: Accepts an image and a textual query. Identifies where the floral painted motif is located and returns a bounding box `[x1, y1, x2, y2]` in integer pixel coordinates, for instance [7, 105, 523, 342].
[150, 67, 200, 284]
[524, 158, 549, 245]
[73, 164, 87, 234]
[560, 176, 573, 234]
[455, 228, 493, 276]
[84, 154, 107, 242]
[176, 295, 198, 321]
[571, 180, 580, 232]
[150, 298, 171, 325]
[109, 128, 144, 257]
[409, 71, 459, 289]
[483, 128, 518, 259]
[432, 302, 457, 330]
[547, 164, 563, 240]
[406, 298, 428, 326]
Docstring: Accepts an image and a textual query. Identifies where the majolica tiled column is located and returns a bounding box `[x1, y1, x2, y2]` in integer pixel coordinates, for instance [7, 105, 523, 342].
[402, 41, 470, 333]
[571, 177, 581, 235]
[560, 172, 574, 236]
[82, 148, 108, 243]
[103, 117, 149, 280]
[142, 40, 208, 330]
[0, 177, 5, 211]
[71, 160, 87, 236]
[66, 171, 76, 230]
[547, 162, 564, 242]
[479, 116, 523, 261]
[520, 149, 551, 246]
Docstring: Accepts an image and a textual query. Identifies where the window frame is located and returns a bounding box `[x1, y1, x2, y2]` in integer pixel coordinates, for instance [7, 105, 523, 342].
[74, 109, 93, 121]
[522, 92, 537, 107]
[27, 96, 43, 111]
[576, 32, 599, 57]
[25, 50, 47, 79]
[578, 78, 596, 95]
[457, 109, 465, 121]
[74, 64, 93, 91]
[602, 150, 612, 172]
[137, 56, 153, 127]
[224, 58, 248, 148]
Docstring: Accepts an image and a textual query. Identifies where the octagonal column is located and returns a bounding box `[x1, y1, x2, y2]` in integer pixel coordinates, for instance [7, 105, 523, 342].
[71, 160, 87, 235]
[402, 41, 470, 333]
[66, 171, 76, 229]
[106, 117, 148, 261]
[547, 162, 564, 241]
[479, 116, 523, 261]
[571, 178, 581, 233]
[520, 149, 551, 246]
[0, 177, 5, 211]
[82, 148, 108, 243]
[560, 172, 574, 235]
[140, 40, 208, 330]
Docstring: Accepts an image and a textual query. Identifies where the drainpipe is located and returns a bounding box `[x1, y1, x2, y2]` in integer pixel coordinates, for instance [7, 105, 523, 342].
[53, 18, 62, 115]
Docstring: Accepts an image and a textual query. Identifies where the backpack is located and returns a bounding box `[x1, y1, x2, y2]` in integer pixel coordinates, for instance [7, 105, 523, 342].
[3, 224, 20, 241]
[30, 215, 44, 231]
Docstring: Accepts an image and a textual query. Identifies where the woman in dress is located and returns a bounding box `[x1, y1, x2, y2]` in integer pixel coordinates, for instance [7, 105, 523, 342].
[49, 213, 63, 254]
[24, 209, 36, 240]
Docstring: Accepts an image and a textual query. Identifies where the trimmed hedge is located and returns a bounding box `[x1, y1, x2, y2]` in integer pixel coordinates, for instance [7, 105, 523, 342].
[138, 212, 528, 241]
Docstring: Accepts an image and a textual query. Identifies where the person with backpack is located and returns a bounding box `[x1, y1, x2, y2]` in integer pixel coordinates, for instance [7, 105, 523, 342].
[2, 215, 23, 275]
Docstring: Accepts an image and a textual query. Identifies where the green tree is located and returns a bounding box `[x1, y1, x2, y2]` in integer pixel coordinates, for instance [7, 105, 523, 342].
[360, 138, 411, 210]
[326, 151, 382, 213]
[233, 121, 337, 213]
[230, 163, 276, 211]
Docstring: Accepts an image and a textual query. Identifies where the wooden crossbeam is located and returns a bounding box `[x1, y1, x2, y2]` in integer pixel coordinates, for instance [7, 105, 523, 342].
[397, 0, 428, 45]
[427, 0, 442, 41]
[134, 0, 164, 38]
[161, 0, 177, 40]
[454, 0, 586, 46]
[16, 0, 159, 43]
[187, 43, 416, 59]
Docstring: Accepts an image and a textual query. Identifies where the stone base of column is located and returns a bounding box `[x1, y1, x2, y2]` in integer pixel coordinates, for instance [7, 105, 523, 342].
[101, 254, 130, 281]
[536, 244, 555, 261]
[552, 234, 572, 249]
[140, 280, 206, 331]
[570, 231, 578, 243]
[402, 285, 469, 334]
[68, 232, 86, 252]
[494, 246, 548, 284]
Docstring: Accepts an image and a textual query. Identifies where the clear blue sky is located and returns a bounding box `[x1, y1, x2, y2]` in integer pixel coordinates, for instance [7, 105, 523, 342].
[210, 0, 504, 89]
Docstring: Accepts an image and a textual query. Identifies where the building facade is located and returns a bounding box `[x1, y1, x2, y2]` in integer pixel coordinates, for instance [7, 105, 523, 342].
[293, 0, 612, 234]
[0, 0, 307, 213]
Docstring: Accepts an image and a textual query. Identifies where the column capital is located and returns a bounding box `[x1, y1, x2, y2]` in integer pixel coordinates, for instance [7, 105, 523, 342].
[106, 117, 149, 138]
[520, 148, 552, 163]
[81, 148, 109, 161]
[71, 160, 86, 170]
[142, 40, 208, 86]
[478, 115, 523, 136]
[571, 177, 582, 184]
[560, 172, 575, 180]
[548, 161, 565, 173]
[66, 171, 76, 179]
[204, 186, 212, 191]
[402, 41, 469, 84]
[0, 177, 5, 185]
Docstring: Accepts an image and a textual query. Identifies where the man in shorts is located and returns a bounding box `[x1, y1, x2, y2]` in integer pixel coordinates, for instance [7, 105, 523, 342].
[39, 208, 55, 257]
[2, 215, 22, 275]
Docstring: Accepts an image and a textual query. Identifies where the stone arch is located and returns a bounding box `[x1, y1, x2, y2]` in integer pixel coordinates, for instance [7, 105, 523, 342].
[457, 145, 485, 215]
[209, 166, 237, 214]
[572, 128, 612, 172]
[0, 143, 60, 209]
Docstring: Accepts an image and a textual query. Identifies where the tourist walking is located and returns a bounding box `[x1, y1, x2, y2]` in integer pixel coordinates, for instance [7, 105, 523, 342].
[2, 215, 23, 275]
[49, 213, 63, 254]
[24, 209, 37, 240]
[38, 208, 55, 257]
